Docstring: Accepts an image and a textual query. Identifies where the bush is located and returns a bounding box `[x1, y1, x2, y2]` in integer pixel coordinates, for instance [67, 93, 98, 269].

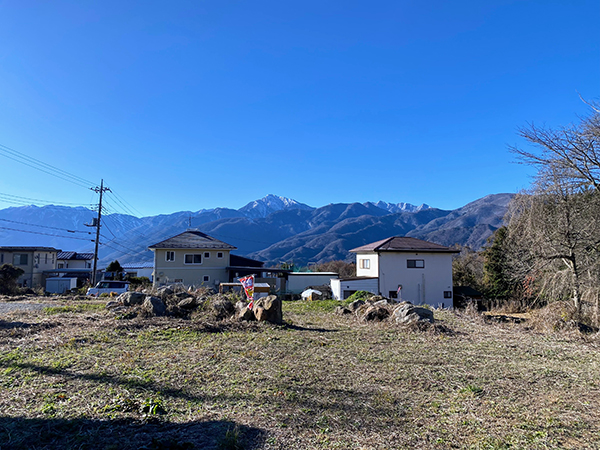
[345, 290, 373, 303]
[0, 264, 24, 295]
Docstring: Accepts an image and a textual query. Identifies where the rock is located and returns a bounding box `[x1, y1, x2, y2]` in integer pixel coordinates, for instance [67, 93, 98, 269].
[105, 301, 121, 309]
[238, 306, 256, 321]
[212, 298, 235, 319]
[156, 286, 174, 299]
[362, 305, 390, 322]
[335, 306, 352, 315]
[176, 292, 193, 299]
[143, 296, 166, 316]
[235, 301, 248, 312]
[392, 302, 434, 324]
[347, 299, 365, 312]
[373, 299, 390, 307]
[118, 291, 146, 306]
[253, 295, 283, 324]
[177, 297, 198, 309]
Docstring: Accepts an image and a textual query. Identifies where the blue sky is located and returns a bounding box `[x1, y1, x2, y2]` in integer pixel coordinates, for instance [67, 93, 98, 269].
[0, 0, 597, 217]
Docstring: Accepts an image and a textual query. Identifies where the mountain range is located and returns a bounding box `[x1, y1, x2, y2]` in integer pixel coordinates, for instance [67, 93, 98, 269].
[0, 193, 513, 266]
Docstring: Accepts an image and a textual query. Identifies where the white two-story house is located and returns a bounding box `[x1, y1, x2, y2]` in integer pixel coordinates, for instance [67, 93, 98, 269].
[331, 236, 458, 308]
[149, 230, 236, 288]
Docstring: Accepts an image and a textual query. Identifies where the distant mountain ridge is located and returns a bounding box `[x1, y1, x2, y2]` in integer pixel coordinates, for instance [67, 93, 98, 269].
[0, 193, 513, 266]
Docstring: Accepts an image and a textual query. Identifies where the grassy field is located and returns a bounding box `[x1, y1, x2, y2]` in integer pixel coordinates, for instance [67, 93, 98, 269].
[1, 298, 600, 449]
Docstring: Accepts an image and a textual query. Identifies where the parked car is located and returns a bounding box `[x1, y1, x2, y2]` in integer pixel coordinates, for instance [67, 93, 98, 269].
[86, 281, 129, 297]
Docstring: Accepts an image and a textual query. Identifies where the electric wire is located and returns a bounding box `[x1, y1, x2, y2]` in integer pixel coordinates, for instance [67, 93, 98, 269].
[0, 226, 95, 242]
[0, 192, 91, 207]
[0, 218, 93, 234]
[0, 143, 95, 189]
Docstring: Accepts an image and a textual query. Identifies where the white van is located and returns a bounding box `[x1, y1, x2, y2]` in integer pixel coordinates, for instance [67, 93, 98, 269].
[86, 281, 129, 297]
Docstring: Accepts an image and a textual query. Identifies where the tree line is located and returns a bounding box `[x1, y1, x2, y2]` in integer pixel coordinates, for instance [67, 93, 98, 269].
[454, 103, 600, 320]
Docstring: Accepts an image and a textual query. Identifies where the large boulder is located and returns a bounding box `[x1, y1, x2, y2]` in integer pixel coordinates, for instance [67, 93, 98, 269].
[212, 298, 235, 319]
[392, 302, 434, 324]
[253, 295, 282, 324]
[178, 297, 199, 310]
[238, 306, 256, 321]
[361, 305, 390, 322]
[347, 299, 365, 312]
[156, 286, 174, 300]
[118, 291, 145, 306]
[143, 296, 167, 316]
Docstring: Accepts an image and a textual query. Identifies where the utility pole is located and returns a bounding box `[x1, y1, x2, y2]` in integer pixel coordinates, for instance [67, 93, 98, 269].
[89, 179, 110, 285]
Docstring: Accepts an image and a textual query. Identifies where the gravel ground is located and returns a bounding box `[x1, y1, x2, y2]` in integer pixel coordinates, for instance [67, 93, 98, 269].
[0, 301, 57, 314]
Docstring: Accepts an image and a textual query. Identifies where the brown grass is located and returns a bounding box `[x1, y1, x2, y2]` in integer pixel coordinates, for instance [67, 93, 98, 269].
[0, 297, 599, 449]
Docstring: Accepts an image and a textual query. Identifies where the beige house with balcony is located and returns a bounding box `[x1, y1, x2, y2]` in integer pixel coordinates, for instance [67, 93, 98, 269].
[149, 230, 236, 288]
[0, 246, 60, 288]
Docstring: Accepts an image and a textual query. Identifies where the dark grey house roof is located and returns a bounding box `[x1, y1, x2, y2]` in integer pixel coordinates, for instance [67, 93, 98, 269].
[57, 251, 94, 260]
[148, 230, 237, 251]
[350, 236, 459, 254]
[0, 246, 60, 252]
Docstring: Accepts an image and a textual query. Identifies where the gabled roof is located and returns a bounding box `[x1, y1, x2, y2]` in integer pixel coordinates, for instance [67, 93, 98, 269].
[0, 246, 60, 252]
[350, 236, 459, 253]
[57, 251, 94, 260]
[148, 230, 237, 251]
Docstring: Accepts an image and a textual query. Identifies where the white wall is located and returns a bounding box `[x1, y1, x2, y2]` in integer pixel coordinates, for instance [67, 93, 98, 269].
[378, 252, 453, 308]
[287, 272, 339, 294]
[330, 277, 378, 300]
[355, 252, 379, 278]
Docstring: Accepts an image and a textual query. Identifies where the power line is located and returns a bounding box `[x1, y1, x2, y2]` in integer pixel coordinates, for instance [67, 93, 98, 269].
[0, 192, 91, 207]
[0, 218, 92, 234]
[0, 226, 95, 242]
[0, 143, 95, 189]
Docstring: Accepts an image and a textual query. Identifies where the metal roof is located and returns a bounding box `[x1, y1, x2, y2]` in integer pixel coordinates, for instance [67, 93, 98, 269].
[350, 236, 459, 253]
[56, 251, 94, 260]
[0, 246, 61, 252]
[121, 262, 154, 269]
[148, 230, 237, 251]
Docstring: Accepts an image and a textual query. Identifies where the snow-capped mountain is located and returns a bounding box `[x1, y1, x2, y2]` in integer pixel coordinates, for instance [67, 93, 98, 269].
[365, 201, 431, 214]
[238, 194, 314, 219]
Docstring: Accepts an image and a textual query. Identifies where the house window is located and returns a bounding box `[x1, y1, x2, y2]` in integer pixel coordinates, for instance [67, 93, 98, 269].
[45, 254, 48, 264]
[217, 252, 224, 258]
[13, 254, 28, 265]
[87, 262, 92, 268]
[58, 263, 64, 269]
[359, 259, 370, 269]
[184, 254, 202, 264]
[407, 259, 424, 268]
[204, 252, 210, 258]
[444, 291, 452, 298]
[0, 254, 3, 263]
[166, 251, 175, 262]
[203, 275, 210, 282]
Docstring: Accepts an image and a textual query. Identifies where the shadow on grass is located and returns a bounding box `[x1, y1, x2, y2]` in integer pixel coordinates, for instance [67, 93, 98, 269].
[282, 322, 337, 333]
[0, 416, 264, 450]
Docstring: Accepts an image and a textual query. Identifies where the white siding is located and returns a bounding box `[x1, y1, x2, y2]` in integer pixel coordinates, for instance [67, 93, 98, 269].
[378, 252, 453, 308]
[356, 252, 378, 278]
[330, 278, 378, 300]
[287, 273, 339, 294]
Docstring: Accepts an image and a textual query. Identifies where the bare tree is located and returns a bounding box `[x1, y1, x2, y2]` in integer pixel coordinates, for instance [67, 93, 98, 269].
[511, 108, 600, 191]
[506, 171, 600, 313]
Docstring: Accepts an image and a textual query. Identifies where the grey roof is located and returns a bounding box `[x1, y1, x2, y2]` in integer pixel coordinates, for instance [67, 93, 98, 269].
[0, 246, 60, 252]
[350, 236, 459, 253]
[121, 262, 154, 269]
[57, 251, 94, 260]
[148, 230, 237, 251]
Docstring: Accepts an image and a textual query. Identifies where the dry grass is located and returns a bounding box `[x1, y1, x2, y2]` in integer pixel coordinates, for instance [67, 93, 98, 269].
[1, 297, 600, 449]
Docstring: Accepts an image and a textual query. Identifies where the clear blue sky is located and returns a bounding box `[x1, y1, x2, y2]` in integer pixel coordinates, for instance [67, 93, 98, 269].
[0, 0, 597, 217]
